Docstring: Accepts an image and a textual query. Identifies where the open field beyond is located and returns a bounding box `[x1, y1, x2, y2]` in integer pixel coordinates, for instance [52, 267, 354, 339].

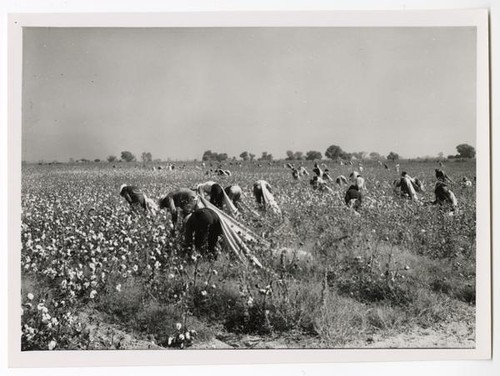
[20, 160, 477, 350]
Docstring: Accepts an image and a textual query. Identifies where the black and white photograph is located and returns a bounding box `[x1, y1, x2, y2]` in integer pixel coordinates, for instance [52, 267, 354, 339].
[7, 9, 491, 368]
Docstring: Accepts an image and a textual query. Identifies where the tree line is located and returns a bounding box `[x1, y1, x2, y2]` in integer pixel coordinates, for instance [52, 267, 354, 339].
[64, 143, 475, 164]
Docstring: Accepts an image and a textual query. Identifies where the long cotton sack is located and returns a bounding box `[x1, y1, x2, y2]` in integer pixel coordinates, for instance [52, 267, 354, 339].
[221, 189, 238, 217]
[261, 184, 282, 216]
[198, 196, 264, 268]
[198, 196, 268, 245]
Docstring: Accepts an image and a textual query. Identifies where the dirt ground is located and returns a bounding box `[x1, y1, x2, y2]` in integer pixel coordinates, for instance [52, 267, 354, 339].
[77, 307, 475, 350]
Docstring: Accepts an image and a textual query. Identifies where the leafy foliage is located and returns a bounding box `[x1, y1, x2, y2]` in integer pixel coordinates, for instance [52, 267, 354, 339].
[456, 144, 476, 159]
[325, 145, 348, 160]
[121, 151, 136, 162]
[306, 151, 322, 161]
[387, 152, 400, 161]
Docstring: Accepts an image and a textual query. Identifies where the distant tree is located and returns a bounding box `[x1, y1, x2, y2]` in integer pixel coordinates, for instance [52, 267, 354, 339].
[249, 153, 256, 161]
[369, 152, 381, 160]
[141, 152, 152, 163]
[107, 155, 117, 163]
[456, 144, 476, 158]
[202, 150, 213, 161]
[293, 151, 304, 160]
[447, 155, 456, 160]
[94, 159, 101, 163]
[216, 153, 228, 162]
[325, 145, 345, 160]
[121, 151, 136, 162]
[240, 151, 250, 161]
[286, 150, 295, 160]
[387, 152, 400, 161]
[68, 157, 75, 163]
[202, 150, 229, 162]
[258, 152, 273, 161]
[306, 151, 322, 160]
[438, 152, 444, 159]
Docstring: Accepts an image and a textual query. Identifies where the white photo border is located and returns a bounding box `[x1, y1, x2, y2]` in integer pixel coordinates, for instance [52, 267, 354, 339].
[7, 9, 491, 368]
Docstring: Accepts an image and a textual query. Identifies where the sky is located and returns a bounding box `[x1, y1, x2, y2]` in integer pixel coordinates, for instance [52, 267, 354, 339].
[22, 27, 476, 162]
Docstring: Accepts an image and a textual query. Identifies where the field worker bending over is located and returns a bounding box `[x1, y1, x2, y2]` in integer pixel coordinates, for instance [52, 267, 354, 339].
[119, 184, 158, 215]
[310, 176, 333, 193]
[288, 164, 308, 180]
[202, 183, 239, 217]
[435, 169, 454, 183]
[158, 188, 198, 235]
[253, 180, 281, 215]
[195, 181, 217, 197]
[393, 172, 423, 201]
[322, 169, 333, 181]
[225, 185, 243, 210]
[312, 162, 323, 178]
[209, 183, 225, 209]
[184, 207, 223, 257]
[350, 171, 365, 190]
[432, 182, 458, 212]
[299, 166, 309, 177]
[253, 180, 273, 205]
[336, 175, 348, 186]
[345, 185, 362, 211]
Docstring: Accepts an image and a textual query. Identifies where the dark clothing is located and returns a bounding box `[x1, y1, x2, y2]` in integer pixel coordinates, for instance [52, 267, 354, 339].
[310, 176, 320, 189]
[209, 183, 225, 209]
[345, 185, 362, 210]
[433, 182, 457, 206]
[159, 189, 197, 213]
[120, 186, 146, 210]
[435, 169, 452, 183]
[184, 208, 223, 254]
[253, 181, 272, 205]
[159, 188, 197, 231]
[225, 185, 242, 205]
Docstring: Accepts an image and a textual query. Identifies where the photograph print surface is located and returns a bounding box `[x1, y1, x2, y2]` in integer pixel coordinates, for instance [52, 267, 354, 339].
[12, 12, 490, 365]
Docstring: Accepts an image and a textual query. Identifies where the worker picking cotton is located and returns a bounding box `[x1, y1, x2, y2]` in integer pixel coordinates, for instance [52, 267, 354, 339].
[312, 162, 323, 178]
[253, 180, 281, 215]
[322, 169, 333, 181]
[349, 171, 365, 190]
[345, 185, 362, 211]
[299, 166, 309, 177]
[225, 185, 243, 210]
[207, 183, 239, 217]
[432, 182, 458, 213]
[310, 176, 333, 193]
[435, 169, 454, 183]
[335, 175, 348, 186]
[393, 172, 423, 201]
[195, 181, 217, 197]
[119, 184, 157, 216]
[158, 188, 198, 235]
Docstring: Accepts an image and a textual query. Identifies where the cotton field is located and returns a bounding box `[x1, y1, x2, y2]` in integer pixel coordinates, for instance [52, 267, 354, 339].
[20, 160, 477, 350]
